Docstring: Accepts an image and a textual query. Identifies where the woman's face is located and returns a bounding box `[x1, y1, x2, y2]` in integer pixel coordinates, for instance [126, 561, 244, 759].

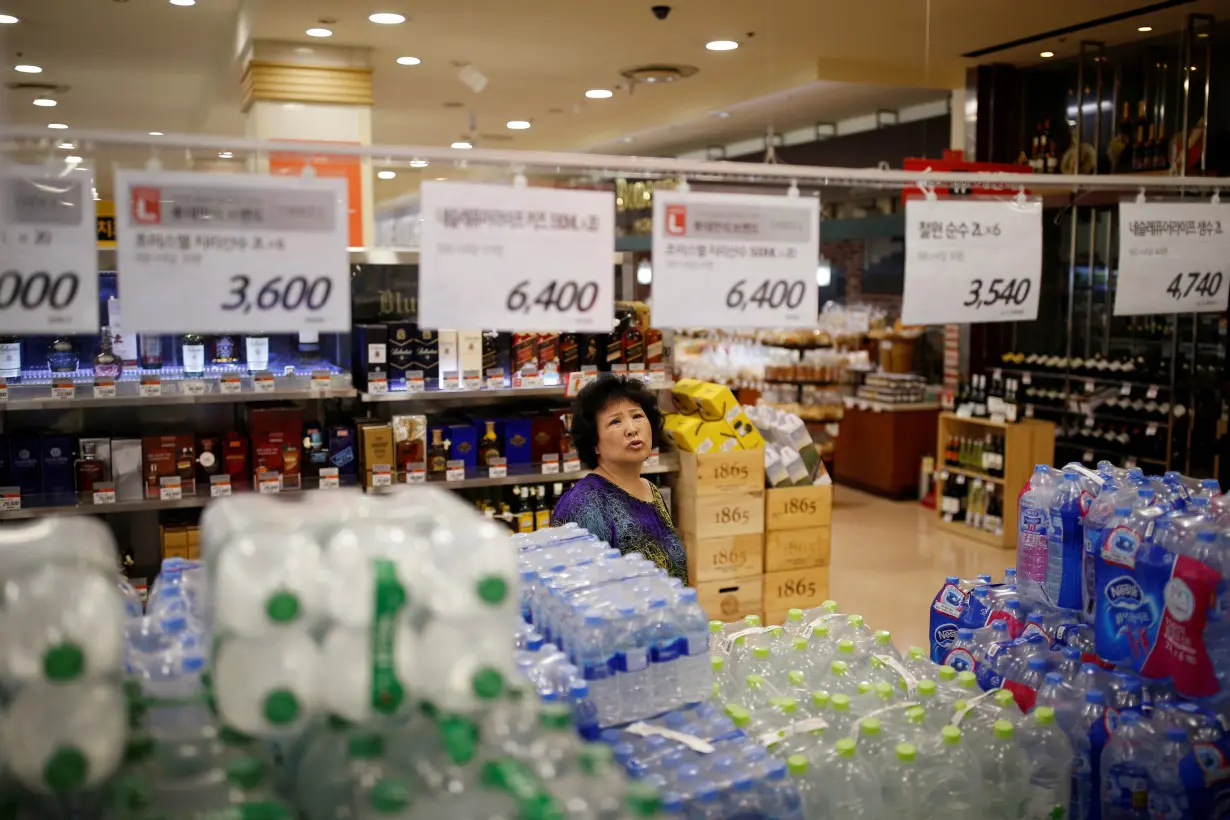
[594, 397, 652, 468]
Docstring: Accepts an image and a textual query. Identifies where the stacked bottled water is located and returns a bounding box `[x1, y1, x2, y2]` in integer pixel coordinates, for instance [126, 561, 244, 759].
[516, 524, 712, 728]
[0, 518, 133, 814]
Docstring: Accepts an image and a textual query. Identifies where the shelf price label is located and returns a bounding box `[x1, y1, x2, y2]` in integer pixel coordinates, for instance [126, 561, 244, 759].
[541, 453, 560, 475]
[114, 170, 351, 333]
[0, 487, 20, 512]
[406, 371, 425, 394]
[1115, 202, 1230, 316]
[563, 451, 582, 473]
[645, 447, 661, 468]
[139, 375, 162, 397]
[367, 374, 388, 395]
[652, 191, 819, 329]
[445, 459, 466, 482]
[220, 375, 242, 394]
[93, 378, 117, 399]
[182, 379, 207, 396]
[487, 457, 508, 479]
[51, 378, 75, 400]
[462, 369, 482, 391]
[311, 370, 332, 391]
[902, 198, 1042, 325]
[92, 481, 116, 506]
[0, 380, 7, 403]
[486, 368, 506, 389]
[253, 371, 276, 393]
[371, 464, 393, 488]
[159, 476, 182, 501]
[318, 467, 340, 490]
[0, 166, 99, 333]
[405, 463, 426, 484]
[258, 472, 282, 494]
[419, 182, 615, 332]
[210, 474, 232, 498]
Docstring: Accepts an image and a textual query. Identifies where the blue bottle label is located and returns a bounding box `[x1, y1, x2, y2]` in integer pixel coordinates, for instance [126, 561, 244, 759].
[650, 639, 679, 663]
[618, 648, 649, 673]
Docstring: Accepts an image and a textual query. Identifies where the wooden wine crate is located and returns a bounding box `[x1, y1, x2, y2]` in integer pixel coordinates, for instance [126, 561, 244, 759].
[696, 576, 764, 623]
[676, 448, 765, 495]
[764, 484, 833, 531]
[762, 566, 829, 614]
[685, 533, 764, 585]
[674, 488, 765, 539]
[764, 526, 831, 573]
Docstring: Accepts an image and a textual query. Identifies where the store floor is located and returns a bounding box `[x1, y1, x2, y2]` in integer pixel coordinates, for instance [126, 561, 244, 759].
[829, 485, 1014, 653]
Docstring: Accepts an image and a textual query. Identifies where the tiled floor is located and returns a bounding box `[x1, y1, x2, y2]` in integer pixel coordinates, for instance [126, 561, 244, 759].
[828, 484, 1014, 653]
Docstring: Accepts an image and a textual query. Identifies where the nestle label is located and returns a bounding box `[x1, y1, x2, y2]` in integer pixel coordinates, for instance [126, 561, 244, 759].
[1105, 576, 1144, 608]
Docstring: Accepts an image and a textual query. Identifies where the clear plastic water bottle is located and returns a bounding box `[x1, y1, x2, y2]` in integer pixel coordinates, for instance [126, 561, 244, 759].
[811, 737, 883, 817]
[1147, 727, 1191, 820]
[758, 757, 804, 819]
[213, 532, 325, 638]
[1046, 471, 1088, 611]
[1100, 710, 1154, 820]
[1019, 706, 1073, 820]
[674, 589, 711, 704]
[921, 726, 983, 820]
[575, 611, 618, 726]
[211, 632, 320, 737]
[880, 742, 925, 819]
[1070, 689, 1107, 820]
[1018, 465, 1057, 605]
[944, 628, 982, 673]
[982, 719, 1029, 818]
[613, 606, 649, 725]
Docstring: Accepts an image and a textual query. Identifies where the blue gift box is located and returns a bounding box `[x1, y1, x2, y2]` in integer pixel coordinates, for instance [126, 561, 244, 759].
[502, 416, 533, 465]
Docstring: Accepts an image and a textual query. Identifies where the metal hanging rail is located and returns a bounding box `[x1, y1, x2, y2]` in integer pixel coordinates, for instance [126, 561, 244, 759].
[1, 125, 1225, 193]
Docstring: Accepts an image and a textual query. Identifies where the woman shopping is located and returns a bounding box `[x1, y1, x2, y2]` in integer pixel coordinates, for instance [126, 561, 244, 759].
[551, 375, 687, 581]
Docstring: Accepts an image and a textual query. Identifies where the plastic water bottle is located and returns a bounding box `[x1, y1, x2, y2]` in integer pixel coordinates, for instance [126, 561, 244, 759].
[923, 726, 984, 820]
[1018, 465, 1057, 604]
[1100, 710, 1153, 820]
[613, 606, 649, 725]
[758, 758, 805, 819]
[880, 742, 925, 819]
[811, 738, 883, 817]
[1082, 483, 1119, 625]
[1070, 689, 1107, 820]
[1046, 471, 1088, 611]
[674, 588, 711, 704]
[213, 532, 325, 637]
[212, 632, 321, 737]
[1019, 706, 1073, 820]
[1147, 727, 1191, 820]
[982, 719, 1029, 818]
[575, 611, 618, 726]
[944, 628, 981, 673]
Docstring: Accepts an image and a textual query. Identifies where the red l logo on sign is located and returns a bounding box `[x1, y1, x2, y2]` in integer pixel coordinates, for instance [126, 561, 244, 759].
[665, 204, 687, 236]
[131, 187, 162, 225]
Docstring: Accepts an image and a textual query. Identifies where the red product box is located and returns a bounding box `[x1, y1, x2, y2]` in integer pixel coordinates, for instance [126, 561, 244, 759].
[222, 433, 250, 490]
[530, 412, 563, 463]
[142, 434, 195, 499]
[252, 429, 286, 480]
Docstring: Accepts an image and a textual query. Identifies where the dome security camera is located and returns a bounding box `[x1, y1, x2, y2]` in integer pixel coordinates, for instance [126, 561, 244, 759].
[651, 5, 671, 20]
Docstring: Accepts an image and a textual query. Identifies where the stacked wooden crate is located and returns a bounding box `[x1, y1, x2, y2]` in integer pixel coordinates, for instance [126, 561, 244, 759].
[763, 483, 833, 624]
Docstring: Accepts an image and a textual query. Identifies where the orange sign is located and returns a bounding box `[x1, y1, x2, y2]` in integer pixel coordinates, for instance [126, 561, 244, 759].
[270, 143, 363, 247]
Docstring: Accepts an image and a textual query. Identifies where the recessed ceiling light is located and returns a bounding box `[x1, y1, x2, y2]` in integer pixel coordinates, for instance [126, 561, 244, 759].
[712, 111, 730, 119]
[377, 170, 397, 180]
[435, 177, 447, 181]
[1138, 25, 1152, 32]
[47, 123, 67, 129]
[218, 151, 233, 159]
[1040, 51, 1054, 58]
[369, 12, 405, 24]
[506, 120, 531, 130]
[14, 64, 41, 74]
[409, 160, 428, 168]
[451, 141, 472, 150]
[0, 15, 18, 24]
[306, 28, 332, 37]
[170, 0, 195, 6]
[33, 98, 56, 107]
[57, 142, 74, 149]
[620, 137, 634, 144]
[65, 155, 82, 164]
[706, 40, 739, 51]
[585, 89, 613, 99]
[149, 131, 164, 136]
[396, 56, 421, 66]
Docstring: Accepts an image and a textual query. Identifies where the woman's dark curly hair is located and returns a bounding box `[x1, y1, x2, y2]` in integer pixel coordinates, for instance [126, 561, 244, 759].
[569, 374, 664, 469]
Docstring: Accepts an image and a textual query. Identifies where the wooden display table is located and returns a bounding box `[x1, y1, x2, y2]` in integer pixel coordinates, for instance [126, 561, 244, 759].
[832, 400, 940, 499]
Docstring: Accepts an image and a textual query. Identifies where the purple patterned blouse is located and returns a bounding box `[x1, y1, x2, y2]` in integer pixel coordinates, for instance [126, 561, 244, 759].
[550, 473, 687, 581]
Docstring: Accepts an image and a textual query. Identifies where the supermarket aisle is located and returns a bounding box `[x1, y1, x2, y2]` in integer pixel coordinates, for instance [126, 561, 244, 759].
[828, 485, 1013, 652]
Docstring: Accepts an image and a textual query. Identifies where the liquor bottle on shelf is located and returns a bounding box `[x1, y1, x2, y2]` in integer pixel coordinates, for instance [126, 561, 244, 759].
[106, 296, 139, 367]
[47, 338, 79, 374]
[621, 313, 644, 366]
[181, 334, 206, 378]
[512, 333, 537, 374]
[92, 327, 122, 379]
[297, 331, 320, 359]
[75, 441, 105, 496]
[1004, 379, 1020, 422]
[1029, 124, 1042, 172]
[644, 326, 664, 368]
[0, 335, 20, 381]
[1153, 122, 1168, 171]
[559, 332, 581, 375]
[1143, 124, 1157, 171]
[534, 485, 551, 530]
[482, 331, 509, 376]
[971, 374, 987, 417]
[605, 319, 624, 371]
[212, 334, 239, 366]
[427, 429, 449, 476]
[1133, 103, 1147, 172]
[1043, 119, 1058, 173]
[945, 436, 959, 466]
[478, 421, 502, 468]
[245, 333, 270, 374]
[139, 334, 163, 370]
[515, 487, 535, 534]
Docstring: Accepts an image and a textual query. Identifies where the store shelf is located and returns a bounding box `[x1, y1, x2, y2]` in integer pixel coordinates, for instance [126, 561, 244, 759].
[940, 411, 1019, 429]
[1, 377, 356, 410]
[936, 517, 1006, 547]
[359, 380, 675, 403]
[997, 368, 1170, 391]
[762, 378, 843, 386]
[938, 465, 1004, 484]
[413, 451, 679, 490]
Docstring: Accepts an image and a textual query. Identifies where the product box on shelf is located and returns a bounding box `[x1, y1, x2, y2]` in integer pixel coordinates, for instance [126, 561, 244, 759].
[670, 378, 704, 415]
[690, 383, 740, 423]
[668, 417, 740, 454]
[386, 320, 416, 391]
[763, 565, 829, 622]
[79, 437, 113, 481]
[764, 526, 831, 573]
[301, 425, 328, 481]
[675, 449, 765, 495]
[684, 532, 765, 586]
[458, 330, 483, 375]
[327, 425, 356, 478]
[111, 438, 144, 501]
[357, 421, 394, 488]
[674, 488, 765, 540]
[512, 333, 537, 374]
[221, 433, 250, 490]
[446, 422, 478, 470]
[251, 430, 287, 483]
[280, 440, 302, 490]
[530, 414, 562, 463]
[480, 331, 509, 375]
[160, 525, 189, 560]
[765, 484, 833, 530]
[414, 328, 440, 383]
[502, 416, 533, 465]
[352, 323, 388, 391]
[9, 436, 40, 497]
[391, 415, 427, 480]
[41, 436, 75, 503]
[0, 436, 9, 488]
[695, 576, 763, 623]
[436, 330, 459, 378]
[142, 435, 194, 499]
[195, 436, 223, 486]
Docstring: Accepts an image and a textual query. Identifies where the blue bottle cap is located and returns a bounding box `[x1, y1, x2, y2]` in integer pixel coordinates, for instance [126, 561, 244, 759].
[1063, 471, 1079, 480]
[1044, 672, 1063, 685]
[991, 621, 1008, 632]
[1085, 689, 1105, 704]
[1064, 646, 1081, 659]
[1028, 657, 1047, 671]
[1197, 530, 1217, 543]
[957, 628, 973, 640]
[1027, 612, 1045, 624]
[1202, 478, 1220, 489]
[1167, 728, 1189, 742]
[1114, 507, 1132, 516]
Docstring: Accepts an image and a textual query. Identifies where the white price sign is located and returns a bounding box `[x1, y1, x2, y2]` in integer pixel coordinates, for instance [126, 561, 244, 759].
[541, 454, 560, 475]
[114, 171, 351, 333]
[318, 467, 340, 490]
[93, 378, 117, 399]
[159, 477, 183, 501]
[902, 198, 1043, 325]
[210, 475, 232, 497]
[419, 182, 615, 332]
[92, 484, 116, 505]
[487, 457, 507, 478]
[371, 464, 393, 488]
[220, 375, 242, 394]
[139, 376, 162, 397]
[652, 191, 819, 329]
[0, 166, 99, 333]
[1114, 202, 1230, 315]
[182, 379, 207, 396]
[258, 473, 282, 494]
[445, 459, 466, 482]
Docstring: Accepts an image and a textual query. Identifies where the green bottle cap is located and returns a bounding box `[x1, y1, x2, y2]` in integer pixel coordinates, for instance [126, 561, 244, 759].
[711, 656, 725, 672]
[753, 646, 771, 660]
[836, 639, 855, 656]
[941, 724, 962, 745]
[776, 697, 799, 714]
[709, 620, 724, 633]
[792, 637, 809, 652]
[743, 614, 762, 627]
[836, 738, 856, 758]
[812, 624, 830, 639]
[905, 705, 926, 725]
[874, 630, 892, 646]
[768, 626, 784, 639]
[471, 667, 504, 700]
[625, 782, 661, 817]
[786, 754, 808, 775]
[847, 614, 864, 628]
[830, 694, 850, 713]
[956, 670, 977, 689]
[540, 704, 573, 731]
[1034, 706, 1056, 725]
[994, 689, 1016, 708]
[917, 679, 937, 698]
[265, 591, 300, 624]
[937, 666, 957, 682]
[347, 734, 385, 759]
[821, 600, 838, 613]
[907, 646, 927, 661]
[727, 705, 751, 728]
[810, 691, 830, 710]
[476, 575, 507, 605]
[787, 670, 806, 687]
[953, 699, 969, 713]
[226, 756, 267, 789]
[856, 682, 872, 695]
[746, 674, 766, 689]
[874, 682, 893, 700]
[263, 690, 300, 725]
[993, 719, 1014, 740]
[43, 747, 88, 792]
[787, 608, 804, 623]
[43, 643, 84, 682]
[438, 715, 479, 765]
[859, 717, 881, 737]
[896, 742, 917, 762]
[829, 660, 848, 676]
[369, 778, 412, 813]
[579, 744, 614, 776]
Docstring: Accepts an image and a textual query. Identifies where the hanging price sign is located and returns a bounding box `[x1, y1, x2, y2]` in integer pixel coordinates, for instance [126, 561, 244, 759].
[1114, 201, 1230, 315]
[652, 191, 819, 329]
[902, 198, 1042, 325]
[114, 170, 350, 333]
[419, 182, 615, 332]
[0, 166, 99, 333]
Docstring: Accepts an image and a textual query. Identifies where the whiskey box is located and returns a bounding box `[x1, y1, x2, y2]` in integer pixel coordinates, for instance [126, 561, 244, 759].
[357, 422, 394, 489]
[414, 328, 440, 384]
[352, 324, 388, 391]
[111, 438, 144, 501]
[684, 532, 764, 585]
[385, 320, 416, 391]
[674, 488, 764, 540]
[696, 577, 763, 623]
[765, 527, 831, 573]
[437, 330, 459, 378]
[762, 566, 829, 614]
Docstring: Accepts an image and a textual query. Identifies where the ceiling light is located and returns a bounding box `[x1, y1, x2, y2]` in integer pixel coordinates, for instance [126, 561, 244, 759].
[396, 56, 421, 66]
[636, 259, 653, 285]
[377, 170, 396, 180]
[816, 259, 832, 287]
[149, 131, 164, 136]
[218, 151, 233, 159]
[0, 15, 17, 24]
[306, 28, 332, 37]
[57, 142, 74, 150]
[47, 123, 67, 129]
[435, 177, 447, 181]
[713, 111, 730, 119]
[33, 98, 56, 107]
[506, 120, 531, 130]
[369, 12, 405, 24]
[1040, 51, 1054, 58]
[585, 89, 613, 99]
[65, 155, 82, 165]
[706, 40, 739, 51]
[451, 141, 472, 150]
[409, 160, 428, 168]
[620, 137, 634, 144]
[170, 0, 195, 6]
[14, 64, 41, 74]
[1138, 25, 1153, 32]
